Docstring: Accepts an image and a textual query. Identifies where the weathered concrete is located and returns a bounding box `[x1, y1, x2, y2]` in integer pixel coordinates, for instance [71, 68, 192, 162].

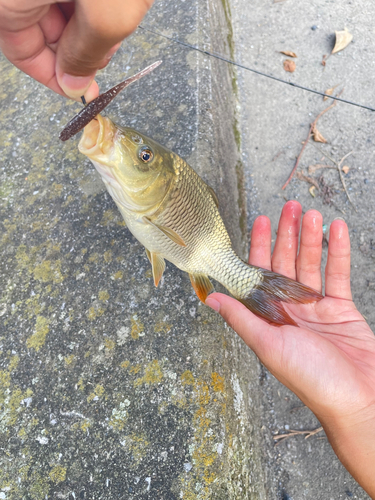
[0, 1, 271, 499]
[231, 0, 375, 498]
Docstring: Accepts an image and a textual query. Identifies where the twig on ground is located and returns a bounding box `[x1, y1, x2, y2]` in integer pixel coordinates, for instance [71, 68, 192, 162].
[308, 142, 337, 163]
[295, 171, 320, 189]
[290, 405, 307, 413]
[337, 151, 356, 210]
[309, 145, 356, 211]
[308, 164, 336, 174]
[274, 426, 324, 445]
[282, 94, 342, 190]
[282, 128, 313, 190]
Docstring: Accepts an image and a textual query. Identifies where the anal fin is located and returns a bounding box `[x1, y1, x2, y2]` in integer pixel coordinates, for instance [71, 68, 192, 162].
[150, 252, 166, 287]
[189, 273, 214, 303]
[143, 217, 186, 247]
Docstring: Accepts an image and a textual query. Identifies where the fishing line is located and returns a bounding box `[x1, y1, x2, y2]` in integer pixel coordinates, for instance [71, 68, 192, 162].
[138, 25, 375, 112]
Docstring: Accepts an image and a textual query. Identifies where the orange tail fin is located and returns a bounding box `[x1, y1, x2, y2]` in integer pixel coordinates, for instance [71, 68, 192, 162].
[239, 268, 323, 326]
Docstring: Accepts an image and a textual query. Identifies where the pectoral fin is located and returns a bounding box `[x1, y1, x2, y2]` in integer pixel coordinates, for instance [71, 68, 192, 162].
[150, 253, 166, 287]
[143, 217, 186, 247]
[189, 273, 214, 303]
[207, 186, 219, 208]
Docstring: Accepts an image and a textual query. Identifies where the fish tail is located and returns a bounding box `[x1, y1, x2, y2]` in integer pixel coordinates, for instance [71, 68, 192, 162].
[237, 268, 323, 326]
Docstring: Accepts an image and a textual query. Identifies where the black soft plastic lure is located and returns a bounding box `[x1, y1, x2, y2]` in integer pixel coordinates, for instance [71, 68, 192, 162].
[59, 60, 162, 142]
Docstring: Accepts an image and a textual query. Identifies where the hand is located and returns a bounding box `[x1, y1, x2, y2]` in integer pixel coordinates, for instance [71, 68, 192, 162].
[0, 0, 153, 100]
[206, 201, 375, 498]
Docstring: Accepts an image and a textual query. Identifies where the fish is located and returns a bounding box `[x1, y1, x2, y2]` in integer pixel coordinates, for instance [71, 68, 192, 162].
[77, 114, 323, 326]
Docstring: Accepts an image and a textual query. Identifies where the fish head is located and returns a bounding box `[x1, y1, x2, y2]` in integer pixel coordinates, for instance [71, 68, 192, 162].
[78, 115, 176, 211]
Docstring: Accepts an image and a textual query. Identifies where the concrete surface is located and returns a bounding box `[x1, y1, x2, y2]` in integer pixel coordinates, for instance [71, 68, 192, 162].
[0, 1, 270, 499]
[231, 0, 374, 498]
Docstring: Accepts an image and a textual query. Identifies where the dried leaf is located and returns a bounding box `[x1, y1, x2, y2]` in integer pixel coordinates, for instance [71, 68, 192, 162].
[323, 84, 338, 101]
[342, 165, 350, 174]
[332, 28, 353, 54]
[283, 59, 296, 72]
[311, 124, 327, 143]
[309, 186, 316, 198]
[280, 51, 297, 58]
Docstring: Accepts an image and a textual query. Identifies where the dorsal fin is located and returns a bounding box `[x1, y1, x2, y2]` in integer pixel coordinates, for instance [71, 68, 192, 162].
[207, 186, 219, 208]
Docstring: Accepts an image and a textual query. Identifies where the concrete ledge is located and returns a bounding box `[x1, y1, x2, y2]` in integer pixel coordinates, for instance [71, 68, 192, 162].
[0, 1, 270, 498]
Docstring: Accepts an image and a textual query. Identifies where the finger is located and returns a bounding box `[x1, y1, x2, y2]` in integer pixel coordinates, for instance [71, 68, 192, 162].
[0, 24, 66, 96]
[39, 4, 66, 46]
[58, 2, 75, 21]
[325, 219, 352, 300]
[248, 216, 272, 270]
[56, 0, 154, 98]
[83, 80, 100, 102]
[0, 23, 99, 100]
[296, 210, 323, 291]
[0, 1, 49, 31]
[271, 200, 302, 279]
[205, 293, 293, 376]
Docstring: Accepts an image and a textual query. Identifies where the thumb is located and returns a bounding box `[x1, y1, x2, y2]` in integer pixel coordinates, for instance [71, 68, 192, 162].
[205, 293, 263, 346]
[205, 292, 282, 361]
[56, 0, 153, 99]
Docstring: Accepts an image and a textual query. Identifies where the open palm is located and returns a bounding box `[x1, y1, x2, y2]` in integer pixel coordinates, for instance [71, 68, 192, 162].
[206, 201, 375, 497]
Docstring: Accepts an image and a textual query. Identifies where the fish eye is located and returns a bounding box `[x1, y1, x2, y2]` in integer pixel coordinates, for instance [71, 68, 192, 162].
[139, 147, 153, 163]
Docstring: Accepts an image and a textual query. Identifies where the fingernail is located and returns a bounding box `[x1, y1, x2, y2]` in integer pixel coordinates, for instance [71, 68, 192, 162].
[59, 73, 95, 99]
[334, 217, 345, 221]
[205, 298, 221, 313]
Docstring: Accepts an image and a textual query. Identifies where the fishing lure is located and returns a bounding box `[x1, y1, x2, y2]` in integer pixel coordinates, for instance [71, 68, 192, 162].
[59, 60, 162, 141]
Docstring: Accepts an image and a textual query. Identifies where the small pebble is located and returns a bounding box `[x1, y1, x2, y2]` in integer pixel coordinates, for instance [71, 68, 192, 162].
[311, 25, 318, 30]
[282, 492, 292, 500]
[364, 178, 369, 184]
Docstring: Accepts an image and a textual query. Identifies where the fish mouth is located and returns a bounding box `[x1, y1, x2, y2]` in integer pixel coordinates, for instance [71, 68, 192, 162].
[78, 115, 115, 159]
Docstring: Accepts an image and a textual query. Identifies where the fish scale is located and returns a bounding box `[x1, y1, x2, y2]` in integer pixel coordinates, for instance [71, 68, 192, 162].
[150, 153, 263, 297]
[79, 115, 323, 326]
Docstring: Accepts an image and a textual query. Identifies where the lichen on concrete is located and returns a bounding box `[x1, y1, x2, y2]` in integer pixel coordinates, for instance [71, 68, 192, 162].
[26, 315, 50, 351]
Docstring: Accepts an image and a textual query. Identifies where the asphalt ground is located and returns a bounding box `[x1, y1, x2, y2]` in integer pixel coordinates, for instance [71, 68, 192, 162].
[231, 0, 375, 498]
